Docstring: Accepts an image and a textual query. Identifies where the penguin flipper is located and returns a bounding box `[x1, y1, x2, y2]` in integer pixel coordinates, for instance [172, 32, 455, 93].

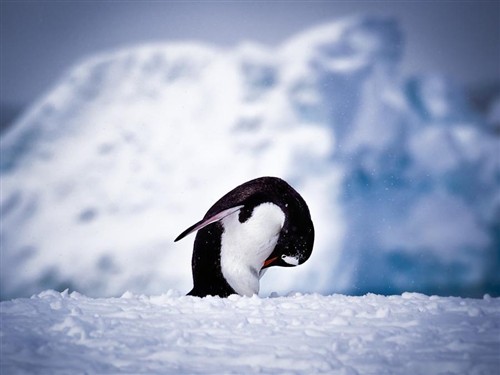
[174, 205, 243, 242]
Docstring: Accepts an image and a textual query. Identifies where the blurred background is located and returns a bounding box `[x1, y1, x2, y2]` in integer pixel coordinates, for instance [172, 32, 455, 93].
[1, 1, 499, 300]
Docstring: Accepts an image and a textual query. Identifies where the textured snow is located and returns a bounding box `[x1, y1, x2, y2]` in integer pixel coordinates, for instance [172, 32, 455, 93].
[1, 16, 499, 300]
[1, 291, 499, 374]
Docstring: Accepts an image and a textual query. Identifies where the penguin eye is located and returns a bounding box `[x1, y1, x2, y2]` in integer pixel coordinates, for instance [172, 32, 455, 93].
[238, 206, 253, 223]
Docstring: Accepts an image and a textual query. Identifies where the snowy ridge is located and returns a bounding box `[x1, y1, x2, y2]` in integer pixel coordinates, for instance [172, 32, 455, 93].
[1, 291, 499, 374]
[1, 16, 499, 299]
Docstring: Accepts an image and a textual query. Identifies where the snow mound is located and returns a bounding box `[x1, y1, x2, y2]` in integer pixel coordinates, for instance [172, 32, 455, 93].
[1, 16, 499, 299]
[1, 291, 499, 374]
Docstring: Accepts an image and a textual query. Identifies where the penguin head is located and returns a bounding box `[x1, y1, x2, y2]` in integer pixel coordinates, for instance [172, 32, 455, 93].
[175, 177, 314, 296]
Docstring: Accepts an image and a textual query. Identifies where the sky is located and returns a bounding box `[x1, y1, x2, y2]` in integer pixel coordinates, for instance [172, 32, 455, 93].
[1, 1, 499, 123]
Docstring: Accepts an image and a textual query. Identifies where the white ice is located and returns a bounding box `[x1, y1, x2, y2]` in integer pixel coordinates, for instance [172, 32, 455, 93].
[1, 290, 499, 374]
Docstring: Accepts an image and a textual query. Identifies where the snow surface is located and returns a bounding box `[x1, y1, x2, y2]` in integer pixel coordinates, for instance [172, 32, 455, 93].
[1, 16, 499, 300]
[1, 290, 499, 374]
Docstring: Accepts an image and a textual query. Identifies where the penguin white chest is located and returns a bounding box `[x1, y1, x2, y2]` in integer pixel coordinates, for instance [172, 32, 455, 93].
[220, 203, 285, 296]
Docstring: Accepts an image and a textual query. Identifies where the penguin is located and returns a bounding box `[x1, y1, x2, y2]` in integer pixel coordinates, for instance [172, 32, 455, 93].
[174, 176, 314, 297]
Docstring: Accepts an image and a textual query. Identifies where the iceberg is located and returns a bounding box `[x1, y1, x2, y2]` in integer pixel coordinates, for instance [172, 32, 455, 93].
[1, 16, 498, 299]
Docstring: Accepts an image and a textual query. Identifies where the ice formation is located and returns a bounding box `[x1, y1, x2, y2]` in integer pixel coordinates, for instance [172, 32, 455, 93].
[1, 17, 498, 299]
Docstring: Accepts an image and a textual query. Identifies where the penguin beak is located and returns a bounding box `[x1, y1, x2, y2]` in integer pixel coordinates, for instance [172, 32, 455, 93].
[262, 256, 278, 268]
[174, 205, 244, 242]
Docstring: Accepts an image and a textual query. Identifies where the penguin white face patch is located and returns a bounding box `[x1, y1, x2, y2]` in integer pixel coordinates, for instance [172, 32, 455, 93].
[281, 255, 299, 266]
[220, 203, 285, 297]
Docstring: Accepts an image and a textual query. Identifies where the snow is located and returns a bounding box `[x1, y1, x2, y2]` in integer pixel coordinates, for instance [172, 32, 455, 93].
[1, 290, 499, 374]
[1, 16, 499, 300]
